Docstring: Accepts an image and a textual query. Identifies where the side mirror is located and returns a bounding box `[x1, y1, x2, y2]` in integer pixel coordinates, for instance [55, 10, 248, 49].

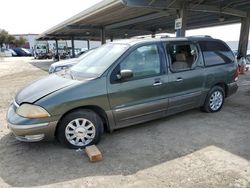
[116, 69, 133, 80]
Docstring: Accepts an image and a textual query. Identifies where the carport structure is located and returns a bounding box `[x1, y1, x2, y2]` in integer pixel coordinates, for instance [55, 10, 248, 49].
[37, 0, 250, 57]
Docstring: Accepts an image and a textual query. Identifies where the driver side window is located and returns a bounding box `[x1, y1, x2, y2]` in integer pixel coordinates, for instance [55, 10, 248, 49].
[120, 44, 161, 79]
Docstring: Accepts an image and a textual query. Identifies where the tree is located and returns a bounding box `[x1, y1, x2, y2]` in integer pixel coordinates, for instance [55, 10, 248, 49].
[0, 29, 27, 49]
[7, 35, 16, 45]
[0, 29, 9, 48]
[14, 36, 26, 47]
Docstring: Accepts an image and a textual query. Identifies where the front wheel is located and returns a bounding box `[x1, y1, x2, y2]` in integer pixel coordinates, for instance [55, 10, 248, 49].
[56, 109, 104, 149]
[202, 86, 225, 113]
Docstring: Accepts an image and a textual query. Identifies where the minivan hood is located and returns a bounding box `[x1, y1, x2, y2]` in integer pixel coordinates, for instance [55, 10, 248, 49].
[15, 74, 78, 104]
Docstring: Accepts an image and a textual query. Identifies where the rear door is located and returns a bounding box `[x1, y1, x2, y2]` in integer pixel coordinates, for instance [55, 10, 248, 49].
[107, 43, 169, 128]
[164, 41, 206, 115]
[198, 40, 237, 86]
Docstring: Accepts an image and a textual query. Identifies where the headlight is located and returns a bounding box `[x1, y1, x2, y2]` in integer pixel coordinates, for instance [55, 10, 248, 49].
[16, 104, 50, 118]
[49, 66, 55, 73]
[55, 66, 68, 72]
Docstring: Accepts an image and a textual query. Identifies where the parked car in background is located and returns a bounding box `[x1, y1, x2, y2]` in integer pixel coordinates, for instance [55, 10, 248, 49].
[67, 47, 87, 58]
[12, 48, 32, 56]
[75, 49, 88, 57]
[49, 49, 95, 74]
[235, 49, 250, 72]
[0, 49, 13, 57]
[52, 41, 69, 60]
[8, 49, 17, 56]
[246, 54, 250, 62]
[7, 37, 238, 149]
[34, 42, 52, 59]
[49, 58, 79, 74]
[21, 48, 32, 56]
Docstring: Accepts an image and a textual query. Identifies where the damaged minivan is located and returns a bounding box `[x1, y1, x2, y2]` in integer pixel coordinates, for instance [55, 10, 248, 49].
[7, 37, 238, 148]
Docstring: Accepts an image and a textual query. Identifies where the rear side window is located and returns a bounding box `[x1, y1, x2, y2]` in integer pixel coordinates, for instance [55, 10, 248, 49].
[166, 43, 199, 72]
[199, 41, 235, 66]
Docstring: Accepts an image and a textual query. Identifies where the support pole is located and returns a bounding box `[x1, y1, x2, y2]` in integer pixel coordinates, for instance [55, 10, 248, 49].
[101, 27, 106, 44]
[238, 16, 250, 57]
[87, 40, 90, 50]
[71, 36, 75, 58]
[176, 2, 187, 37]
[151, 31, 156, 38]
[55, 39, 59, 61]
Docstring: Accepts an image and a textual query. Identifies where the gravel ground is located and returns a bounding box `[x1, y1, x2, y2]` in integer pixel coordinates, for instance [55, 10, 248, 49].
[0, 57, 250, 188]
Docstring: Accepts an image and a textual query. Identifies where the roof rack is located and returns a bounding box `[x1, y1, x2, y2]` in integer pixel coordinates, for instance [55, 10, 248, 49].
[189, 35, 212, 38]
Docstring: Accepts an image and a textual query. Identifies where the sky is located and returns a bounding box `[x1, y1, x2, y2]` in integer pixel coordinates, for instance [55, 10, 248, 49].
[0, 0, 102, 34]
[186, 24, 241, 41]
[0, 0, 246, 42]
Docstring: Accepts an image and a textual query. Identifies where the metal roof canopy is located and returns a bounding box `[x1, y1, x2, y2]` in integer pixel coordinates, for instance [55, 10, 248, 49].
[38, 0, 250, 40]
[37, 0, 250, 56]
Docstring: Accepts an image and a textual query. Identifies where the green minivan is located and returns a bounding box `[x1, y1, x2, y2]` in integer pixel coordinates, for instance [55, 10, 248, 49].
[7, 37, 238, 148]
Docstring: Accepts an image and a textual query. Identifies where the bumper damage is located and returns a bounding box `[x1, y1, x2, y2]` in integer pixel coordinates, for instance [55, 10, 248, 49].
[7, 102, 57, 142]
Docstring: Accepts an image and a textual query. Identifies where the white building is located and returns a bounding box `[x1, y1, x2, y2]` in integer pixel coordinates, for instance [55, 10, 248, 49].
[13, 34, 101, 52]
[12, 34, 39, 51]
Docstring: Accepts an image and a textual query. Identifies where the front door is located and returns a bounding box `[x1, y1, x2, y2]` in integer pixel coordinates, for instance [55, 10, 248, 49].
[107, 43, 168, 128]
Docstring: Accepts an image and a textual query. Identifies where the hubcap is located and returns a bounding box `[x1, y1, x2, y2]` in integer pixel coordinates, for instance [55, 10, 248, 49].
[65, 118, 96, 147]
[209, 91, 223, 111]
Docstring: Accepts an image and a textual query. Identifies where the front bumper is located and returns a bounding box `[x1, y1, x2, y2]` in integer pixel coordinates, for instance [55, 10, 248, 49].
[7, 102, 58, 142]
[227, 82, 238, 97]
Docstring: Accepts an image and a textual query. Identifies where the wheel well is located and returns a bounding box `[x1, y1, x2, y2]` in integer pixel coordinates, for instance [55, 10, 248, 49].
[55, 105, 110, 137]
[214, 82, 228, 97]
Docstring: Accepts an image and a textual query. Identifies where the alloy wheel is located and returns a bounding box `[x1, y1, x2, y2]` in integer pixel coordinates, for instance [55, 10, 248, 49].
[65, 118, 96, 147]
[209, 91, 223, 111]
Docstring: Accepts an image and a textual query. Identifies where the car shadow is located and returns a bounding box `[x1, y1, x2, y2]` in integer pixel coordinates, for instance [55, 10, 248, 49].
[0, 104, 250, 187]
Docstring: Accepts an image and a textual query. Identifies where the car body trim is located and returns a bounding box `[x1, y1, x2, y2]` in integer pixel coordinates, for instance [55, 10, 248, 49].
[15, 134, 45, 142]
[14, 100, 19, 108]
[8, 122, 49, 130]
[119, 108, 166, 121]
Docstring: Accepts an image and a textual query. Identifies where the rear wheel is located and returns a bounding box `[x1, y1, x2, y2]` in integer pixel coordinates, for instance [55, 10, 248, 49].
[57, 109, 104, 149]
[202, 86, 225, 113]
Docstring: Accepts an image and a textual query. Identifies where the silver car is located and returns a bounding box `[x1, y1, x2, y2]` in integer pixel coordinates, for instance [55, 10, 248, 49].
[49, 49, 94, 73]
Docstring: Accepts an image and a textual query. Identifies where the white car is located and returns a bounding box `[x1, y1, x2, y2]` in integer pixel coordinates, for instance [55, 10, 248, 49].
[0, 49, 13, 57]
[49, 49, 94, 74]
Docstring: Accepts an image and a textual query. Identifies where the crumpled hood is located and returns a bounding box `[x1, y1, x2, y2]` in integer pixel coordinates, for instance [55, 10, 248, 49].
[15, 74, 79, 104]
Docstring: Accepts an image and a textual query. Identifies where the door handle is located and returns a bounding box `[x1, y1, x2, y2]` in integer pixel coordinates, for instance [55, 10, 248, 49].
[153, 78, 162, 86]
[153, 81, 162, 86]
[153, 82, 162, 86]
[176, 77, 183, 82]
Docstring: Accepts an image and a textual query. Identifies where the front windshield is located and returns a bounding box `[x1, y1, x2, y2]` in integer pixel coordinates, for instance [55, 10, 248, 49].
[71, 43, 129, 77]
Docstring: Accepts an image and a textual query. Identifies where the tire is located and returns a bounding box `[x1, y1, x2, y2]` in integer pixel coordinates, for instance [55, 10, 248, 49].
[56, 109, 104, 149]
[202, 86, 225, 113]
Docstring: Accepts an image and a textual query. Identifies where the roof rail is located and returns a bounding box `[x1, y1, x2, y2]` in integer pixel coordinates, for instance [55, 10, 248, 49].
[189, 35, 212, 38]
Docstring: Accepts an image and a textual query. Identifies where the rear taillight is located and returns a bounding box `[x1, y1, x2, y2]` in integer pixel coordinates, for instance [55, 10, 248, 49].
[233, 67, 240, 81]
